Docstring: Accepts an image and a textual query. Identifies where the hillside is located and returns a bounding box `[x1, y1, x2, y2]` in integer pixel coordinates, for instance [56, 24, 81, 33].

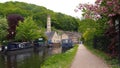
[0, 1, 80, 31]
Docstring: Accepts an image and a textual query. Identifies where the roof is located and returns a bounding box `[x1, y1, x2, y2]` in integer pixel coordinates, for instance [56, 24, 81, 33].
[58, 30, 81, 38]
[45, 31, 56, 40]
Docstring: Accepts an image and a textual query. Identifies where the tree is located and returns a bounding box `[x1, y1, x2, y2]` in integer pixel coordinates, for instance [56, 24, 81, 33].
[0, 18, 8, 44]
[76, 0, 120, 57]
[7, 14, 24, 40]
[15, 17, 41, 42]
[0, 1, 80, 31]
[76, 0, 120, 19]
[78, 19, 97, 43]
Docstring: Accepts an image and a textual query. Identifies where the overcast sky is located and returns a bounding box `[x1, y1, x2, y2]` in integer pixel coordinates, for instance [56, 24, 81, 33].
[0, 0, 95, 18]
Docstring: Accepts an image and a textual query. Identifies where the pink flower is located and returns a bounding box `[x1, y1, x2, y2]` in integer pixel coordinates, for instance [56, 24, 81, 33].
[74, 9, 78, 12]
[75, 0, 120, 19]
[101, 6, 108, 13]
[113, 6, 118, 12]
[95, 0, 102, 5]
[108, 13, 116, 17]
[78, 4, 84, 10]
[106, 1, 113, 6]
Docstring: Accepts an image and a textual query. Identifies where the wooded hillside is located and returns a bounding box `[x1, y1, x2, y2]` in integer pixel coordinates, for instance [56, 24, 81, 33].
[0, 1, 80, 31]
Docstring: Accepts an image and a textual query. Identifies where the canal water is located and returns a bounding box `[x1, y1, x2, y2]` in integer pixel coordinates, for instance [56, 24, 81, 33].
[0, 46, 62, 68]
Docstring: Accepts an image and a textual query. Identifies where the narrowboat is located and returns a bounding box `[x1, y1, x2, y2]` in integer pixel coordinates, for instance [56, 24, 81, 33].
[61, 39, 73, 48]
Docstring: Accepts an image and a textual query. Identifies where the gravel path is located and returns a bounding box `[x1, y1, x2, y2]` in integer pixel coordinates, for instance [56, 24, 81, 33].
[70, 44, 110, 68]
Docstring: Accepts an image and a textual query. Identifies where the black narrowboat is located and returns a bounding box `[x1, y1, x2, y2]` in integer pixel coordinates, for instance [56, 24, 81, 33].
[61, 39, 74, 48]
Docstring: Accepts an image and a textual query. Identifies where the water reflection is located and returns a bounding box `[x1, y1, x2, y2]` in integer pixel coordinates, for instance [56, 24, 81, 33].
[0, 46, 62, 68]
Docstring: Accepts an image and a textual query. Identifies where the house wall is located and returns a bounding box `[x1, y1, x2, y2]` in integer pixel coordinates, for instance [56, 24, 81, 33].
[64, 32, 81, 44]
[51, 32, 60, 43]
[61, 33, 69, 40]
[71, 36, 79, 44]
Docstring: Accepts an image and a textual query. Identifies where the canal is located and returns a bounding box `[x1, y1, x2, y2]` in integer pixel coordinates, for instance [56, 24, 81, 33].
[0, 46, 62, 68]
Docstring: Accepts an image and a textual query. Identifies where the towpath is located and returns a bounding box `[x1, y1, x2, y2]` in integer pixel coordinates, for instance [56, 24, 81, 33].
[70, 44, 110, 68]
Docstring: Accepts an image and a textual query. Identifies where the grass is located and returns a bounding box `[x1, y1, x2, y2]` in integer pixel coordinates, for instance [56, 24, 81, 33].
[41, 45, 78, 68]
[84, 44, 120, 68]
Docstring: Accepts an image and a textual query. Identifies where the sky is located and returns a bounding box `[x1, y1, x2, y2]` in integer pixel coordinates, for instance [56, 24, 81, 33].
[0, 0, 95, 18]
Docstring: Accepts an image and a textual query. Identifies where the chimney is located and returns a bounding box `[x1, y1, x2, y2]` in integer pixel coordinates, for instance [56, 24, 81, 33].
[47, 15, 51, 32]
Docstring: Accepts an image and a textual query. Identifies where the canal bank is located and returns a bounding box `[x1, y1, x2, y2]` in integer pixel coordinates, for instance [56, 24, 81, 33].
[41, 44, 78, 68]
[0, 46, 62, 68]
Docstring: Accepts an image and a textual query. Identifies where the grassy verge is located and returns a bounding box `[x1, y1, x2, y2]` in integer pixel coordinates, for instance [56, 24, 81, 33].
[84, 44, 119, 68]
[41, 44, 78, 68]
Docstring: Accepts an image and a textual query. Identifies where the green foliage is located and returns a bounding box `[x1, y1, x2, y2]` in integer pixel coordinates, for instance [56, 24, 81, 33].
[78, 18, 109, 52]
[84, 44, 120, 68]
[0, 1, 80, 31]
[39, 28, 48, 41]
[83, 28, 96, 41]
[95, 17, 108, 34]
[78, 19, 98, 41]
[41, 45, 78, 68]
[78, 17, 119, 68]
[78, 19, 96, 33]
[15, 17, 41, 42]
[78, 18, 108, 41]
[0, 18, 8, 44]
[52, 13, 79, 31]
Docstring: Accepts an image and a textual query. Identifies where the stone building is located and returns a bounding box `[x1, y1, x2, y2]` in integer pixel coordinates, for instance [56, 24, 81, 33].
[61, 33, 69, 40]
[45, 15, 81, 44]
[45, 15, 61, 43]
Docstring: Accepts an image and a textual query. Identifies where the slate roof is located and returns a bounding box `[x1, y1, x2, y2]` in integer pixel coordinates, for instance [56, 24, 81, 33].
[45, 31, 55, 40]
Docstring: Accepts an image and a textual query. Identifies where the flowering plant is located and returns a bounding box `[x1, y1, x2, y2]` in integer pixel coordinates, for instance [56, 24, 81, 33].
[76, 0, 120, 19]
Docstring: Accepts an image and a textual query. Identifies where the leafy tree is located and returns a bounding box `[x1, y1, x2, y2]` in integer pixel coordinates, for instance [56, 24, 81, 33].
[0, 18, 8, 44]
[78, 19, 95, 33]
[15, 17, 41, 42]
[7, 14, 24, 40]
[78, 19, 97, 41]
